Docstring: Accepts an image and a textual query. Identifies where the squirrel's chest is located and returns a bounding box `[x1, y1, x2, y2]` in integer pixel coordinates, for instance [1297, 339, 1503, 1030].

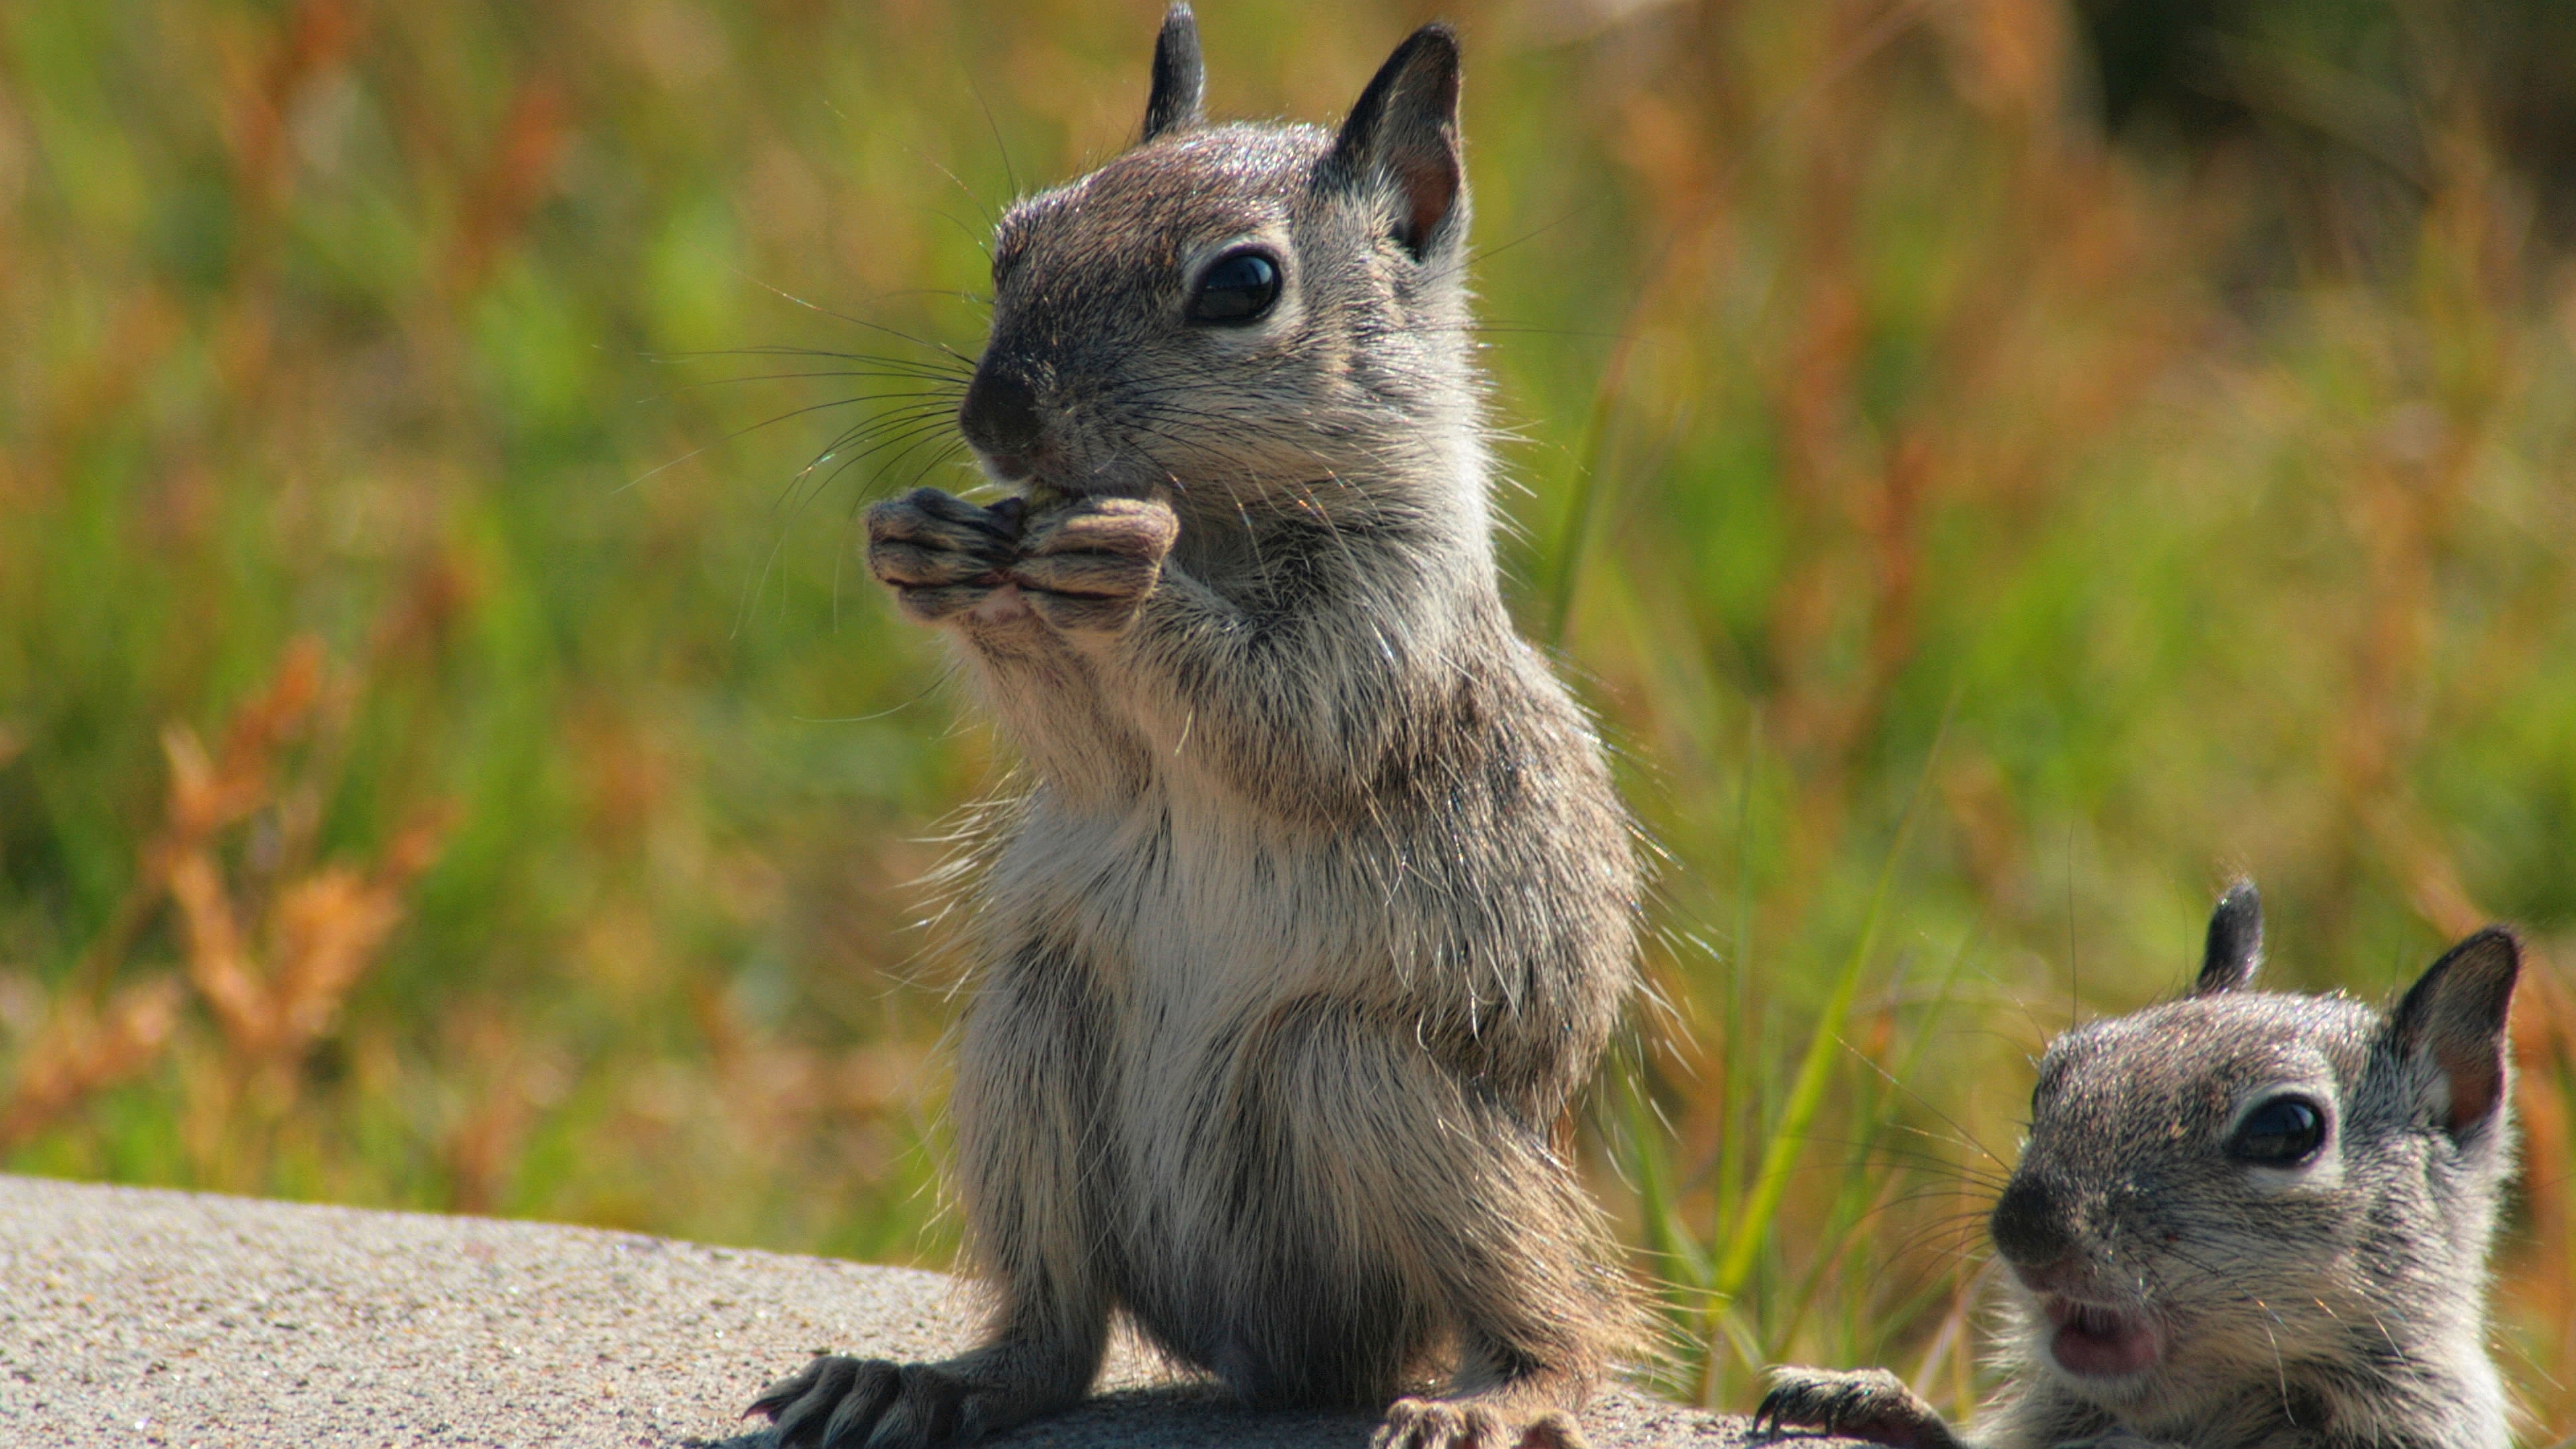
[997, 790, 1376, 991]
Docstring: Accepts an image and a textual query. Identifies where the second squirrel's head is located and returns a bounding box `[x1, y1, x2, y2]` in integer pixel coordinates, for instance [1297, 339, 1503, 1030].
[957, 7, 1482, 525]
[1989, 882, 2519, 1430]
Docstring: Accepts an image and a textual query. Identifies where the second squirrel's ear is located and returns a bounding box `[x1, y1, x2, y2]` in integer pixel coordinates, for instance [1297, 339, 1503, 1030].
[2390, 928, 2521, 1143]
[1331, 24, 1464, 261]
[1141, 5, 1203, 143]
[2192, 880, 2262, 995]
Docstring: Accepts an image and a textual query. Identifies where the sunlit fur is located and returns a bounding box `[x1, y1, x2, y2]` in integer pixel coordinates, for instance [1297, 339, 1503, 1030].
[756, 15, 1645, 1449]
[1761, 894, 2517, 1449]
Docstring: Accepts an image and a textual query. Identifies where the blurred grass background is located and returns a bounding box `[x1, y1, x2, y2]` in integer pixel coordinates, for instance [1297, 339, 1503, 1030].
[5, 0, 2575, 1432]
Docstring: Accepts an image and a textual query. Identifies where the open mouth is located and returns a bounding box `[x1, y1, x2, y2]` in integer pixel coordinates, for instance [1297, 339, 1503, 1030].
[2044, 1296, 2161, 1378]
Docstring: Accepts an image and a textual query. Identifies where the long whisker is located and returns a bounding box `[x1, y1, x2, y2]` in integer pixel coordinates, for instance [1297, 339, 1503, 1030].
[726, 265, 980, 365]
[619, 394, 920, 495]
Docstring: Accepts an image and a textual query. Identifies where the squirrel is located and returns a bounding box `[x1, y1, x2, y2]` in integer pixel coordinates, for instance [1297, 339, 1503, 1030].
[1756, 882, 2522, 1449]
[747, 9, 1642, 1449]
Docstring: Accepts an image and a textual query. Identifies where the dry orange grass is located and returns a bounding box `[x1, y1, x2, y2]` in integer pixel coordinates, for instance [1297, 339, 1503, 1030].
[0, 639, 448, 1188]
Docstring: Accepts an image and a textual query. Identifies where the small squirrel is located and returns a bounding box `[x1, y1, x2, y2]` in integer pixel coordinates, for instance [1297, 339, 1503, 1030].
[1757, 882, 2521, 1449]
[748, 9, 1641, 1449]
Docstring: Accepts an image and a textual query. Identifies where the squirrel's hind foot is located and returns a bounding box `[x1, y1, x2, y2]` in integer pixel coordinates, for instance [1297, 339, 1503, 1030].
[1371, 1395, 1587, 1449]
[1754, 1367, 1960, 1449]
[748, 1354, 1012, 1449]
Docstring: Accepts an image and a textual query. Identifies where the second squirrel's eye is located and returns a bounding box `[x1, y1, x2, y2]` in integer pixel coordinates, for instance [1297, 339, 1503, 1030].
[1189, 250, 1281, 324]
[2229, 1095, 2326, 1164]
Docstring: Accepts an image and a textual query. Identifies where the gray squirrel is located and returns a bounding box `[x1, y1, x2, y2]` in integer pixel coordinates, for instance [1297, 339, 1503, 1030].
[1758, 882, 2521, 1449]
[748, 9, 1642, 1449]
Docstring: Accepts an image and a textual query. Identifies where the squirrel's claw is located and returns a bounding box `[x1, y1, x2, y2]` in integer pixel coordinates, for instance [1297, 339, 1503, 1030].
[1754, 1368, 1959, 1449]
[1371, 1394, 1587, 1449]
[751, 1354, 945, 1448]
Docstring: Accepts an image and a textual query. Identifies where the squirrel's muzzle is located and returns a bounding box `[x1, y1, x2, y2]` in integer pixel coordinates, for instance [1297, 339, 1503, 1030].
[1989, 1174, 2076, 1274]
[959, 366, 1047, 473]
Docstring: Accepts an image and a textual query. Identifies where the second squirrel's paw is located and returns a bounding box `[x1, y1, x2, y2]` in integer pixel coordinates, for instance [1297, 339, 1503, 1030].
[1754, 1367, 1959, 1449]
[1007, 495, 1178, 633]
[1371, 1395, 1587, 1449]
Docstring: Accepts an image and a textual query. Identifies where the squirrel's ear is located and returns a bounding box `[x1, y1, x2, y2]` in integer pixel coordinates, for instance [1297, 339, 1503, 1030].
[1331, 24, 1464, 260]
[1141, 5, 1204, 143]
[2390, 927, 2521, 1143]
[2192, 880, 2262, 995]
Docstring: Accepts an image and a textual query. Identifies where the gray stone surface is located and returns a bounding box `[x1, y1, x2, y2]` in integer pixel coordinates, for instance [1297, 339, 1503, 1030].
[0, 1174, 1774, 1446]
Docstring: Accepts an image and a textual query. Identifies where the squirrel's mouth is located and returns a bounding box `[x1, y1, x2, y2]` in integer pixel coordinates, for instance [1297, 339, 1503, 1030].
[972, 450, 1124, 505]
[2042, 1296, 2161, 1378]
[974, 448, 1042, 485]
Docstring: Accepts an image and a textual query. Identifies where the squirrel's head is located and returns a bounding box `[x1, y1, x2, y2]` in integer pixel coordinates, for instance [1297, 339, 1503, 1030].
[956, 6, 1483, 532]
[1989, 882, 2519, 1426]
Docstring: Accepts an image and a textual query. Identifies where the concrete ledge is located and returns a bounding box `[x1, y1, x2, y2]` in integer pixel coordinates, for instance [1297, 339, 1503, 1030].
[0, 1174, 1771, 1446]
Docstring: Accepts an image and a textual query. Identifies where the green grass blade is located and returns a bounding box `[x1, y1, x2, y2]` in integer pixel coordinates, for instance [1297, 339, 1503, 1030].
[1706, 698, 1952, 1306]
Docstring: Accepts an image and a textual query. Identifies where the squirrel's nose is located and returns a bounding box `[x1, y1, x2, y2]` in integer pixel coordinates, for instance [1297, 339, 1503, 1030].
[1988, 1174, 2075, 1271]
[958, 366, 1046, 460]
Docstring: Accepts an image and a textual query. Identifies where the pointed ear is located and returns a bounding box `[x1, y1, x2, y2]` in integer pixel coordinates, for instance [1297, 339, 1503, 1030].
[1330, 24, 1464, 260]
[2390, 928, 2521, 1143]
[2192, 880, 2263, 995]
[1141, 5, 1203, 143]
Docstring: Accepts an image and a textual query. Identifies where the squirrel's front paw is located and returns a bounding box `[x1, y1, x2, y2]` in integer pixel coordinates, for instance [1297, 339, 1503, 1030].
[865, 487, 1020, 623]
[1008, 495, 1178, 633]
[1754, 1367, 1959, 1449]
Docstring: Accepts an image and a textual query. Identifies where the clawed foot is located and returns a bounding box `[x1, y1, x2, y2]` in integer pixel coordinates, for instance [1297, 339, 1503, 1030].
[1007, 494, 1177, 632]
[748, 1355, 988, 1448]
[1371, 1395, 1588, 1449]
[1753, 1368, 1959, 1449]
[865, 488, 1021, 623]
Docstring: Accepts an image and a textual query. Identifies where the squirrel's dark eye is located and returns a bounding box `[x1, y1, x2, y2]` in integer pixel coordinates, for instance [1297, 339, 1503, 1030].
[1189, 250, 1280, 324]
[2229, 1096, 2326, 1164]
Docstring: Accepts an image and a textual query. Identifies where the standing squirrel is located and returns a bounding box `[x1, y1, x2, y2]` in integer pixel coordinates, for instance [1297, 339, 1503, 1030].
[1758, 882, 2521, 1449]
[750, 9, 1641, 1449]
